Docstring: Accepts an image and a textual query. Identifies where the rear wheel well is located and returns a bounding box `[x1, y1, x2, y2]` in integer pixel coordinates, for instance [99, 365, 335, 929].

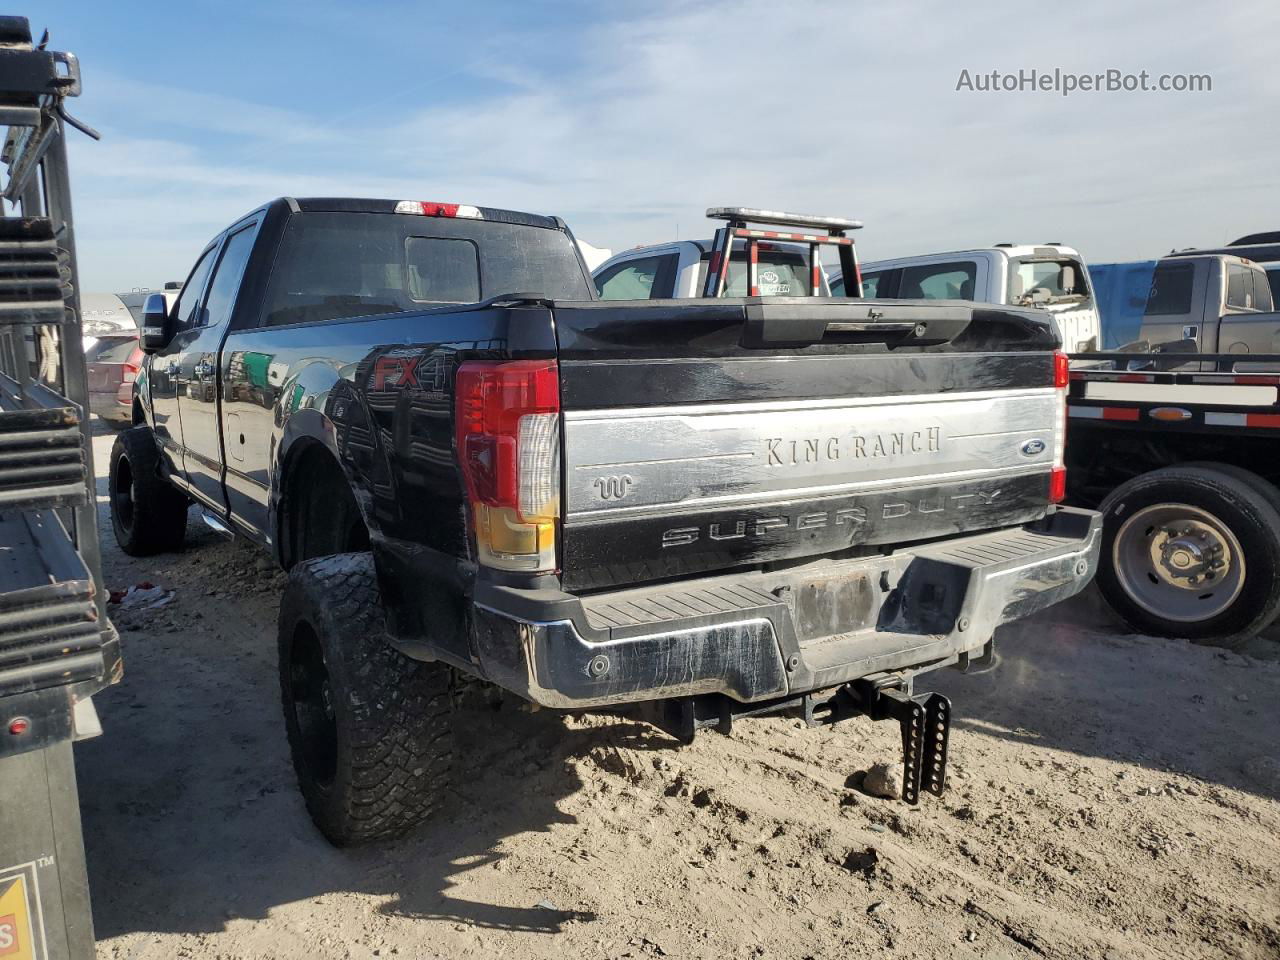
[279, 443, 370, 569]
[132, 398, 145, 426]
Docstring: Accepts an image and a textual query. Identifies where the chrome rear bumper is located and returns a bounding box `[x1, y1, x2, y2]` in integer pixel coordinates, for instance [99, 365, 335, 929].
[470, 507, 1101, 709]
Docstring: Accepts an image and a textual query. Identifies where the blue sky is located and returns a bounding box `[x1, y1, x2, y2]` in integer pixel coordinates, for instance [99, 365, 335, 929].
[39, 0, 1280, 292]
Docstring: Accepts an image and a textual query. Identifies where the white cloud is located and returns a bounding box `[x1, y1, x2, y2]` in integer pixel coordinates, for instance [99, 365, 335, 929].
[64, 0, 1280, 291]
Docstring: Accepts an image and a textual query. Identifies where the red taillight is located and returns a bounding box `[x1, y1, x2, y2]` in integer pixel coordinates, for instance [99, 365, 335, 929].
[1049, 466, 1067, 504]
[1053, 351, 1069, 388]
[1050, 352, 1068, 502]
[456, 360, 560, 572]
[122, 346, 143, 383]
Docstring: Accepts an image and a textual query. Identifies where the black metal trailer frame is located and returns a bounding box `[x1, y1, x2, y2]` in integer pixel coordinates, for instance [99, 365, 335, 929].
[0, 15, 115, 960]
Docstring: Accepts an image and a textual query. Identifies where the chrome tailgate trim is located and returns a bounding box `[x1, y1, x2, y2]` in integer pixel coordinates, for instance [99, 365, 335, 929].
[563, 387, 1057, 522]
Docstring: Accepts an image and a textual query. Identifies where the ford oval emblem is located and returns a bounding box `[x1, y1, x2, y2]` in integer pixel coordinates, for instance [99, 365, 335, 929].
[1020, 438, 1047, 456]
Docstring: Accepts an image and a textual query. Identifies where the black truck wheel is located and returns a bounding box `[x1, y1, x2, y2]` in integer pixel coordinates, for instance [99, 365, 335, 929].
[109, 426, 189, 555]
[278, 552, 454, 846]
[1097, 465, 1280, 648]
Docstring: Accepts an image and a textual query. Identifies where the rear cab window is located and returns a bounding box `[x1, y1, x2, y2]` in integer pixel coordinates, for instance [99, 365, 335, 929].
[899, 261, 978, 300]
[1225, 263, 1273, 311]
[1145, 262, 1195, 316]
[1008, 258, 1090, 306]
[696, 246, 821, 297]
[260, 211, 591, 327]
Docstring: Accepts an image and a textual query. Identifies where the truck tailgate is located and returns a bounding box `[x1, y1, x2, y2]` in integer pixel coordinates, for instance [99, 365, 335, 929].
[553, 298, 1061, 591]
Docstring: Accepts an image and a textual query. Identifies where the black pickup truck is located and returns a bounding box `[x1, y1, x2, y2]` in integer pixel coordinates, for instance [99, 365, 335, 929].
[111, 198, 1100, 844]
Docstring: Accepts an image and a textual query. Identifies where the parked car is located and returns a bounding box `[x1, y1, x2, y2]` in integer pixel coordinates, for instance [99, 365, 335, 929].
[84, 331, 142, 427]
[831, 244, 1101, 352]
[80, 292, 136, 340]
[1169, 237, 1280, 306]
[592, 237, 833, 299]
[118, 286, 180, 327]
[1131, 254, 1277, 352]
[111, 197, 1099, 845]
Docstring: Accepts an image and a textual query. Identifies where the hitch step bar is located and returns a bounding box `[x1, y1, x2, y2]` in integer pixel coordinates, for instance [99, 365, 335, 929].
[804, 679, 952, 804]
[643, 678, 953, 804]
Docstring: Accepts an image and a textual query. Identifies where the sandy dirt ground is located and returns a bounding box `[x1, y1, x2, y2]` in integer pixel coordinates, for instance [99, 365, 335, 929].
[78, 424, 1280, 960]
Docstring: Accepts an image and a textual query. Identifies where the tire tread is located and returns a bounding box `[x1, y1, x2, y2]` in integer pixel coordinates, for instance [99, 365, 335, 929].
[109, 426, 189, 555]
[278, 552, 453, 845]
[1097, 464, 1280, 647]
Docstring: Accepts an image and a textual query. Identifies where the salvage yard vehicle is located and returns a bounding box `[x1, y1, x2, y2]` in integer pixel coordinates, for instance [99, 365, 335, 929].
[79, 291, 136, 339]
[1067, 351, 1280, 646]
[1175, 234, 1280, 305]
[84, 330, 142, 427]
[831, 244, 1101, 353]
[1143, 253, 1277, 352]
[110, 198, 1101, 844]
[592, 230, 836, 299]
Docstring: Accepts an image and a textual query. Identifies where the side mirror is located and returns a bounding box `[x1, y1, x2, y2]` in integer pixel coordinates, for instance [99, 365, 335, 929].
[140, 292, 171, 353]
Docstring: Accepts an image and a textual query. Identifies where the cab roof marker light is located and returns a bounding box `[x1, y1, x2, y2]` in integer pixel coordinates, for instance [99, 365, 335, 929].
[394, 200, 484, 219]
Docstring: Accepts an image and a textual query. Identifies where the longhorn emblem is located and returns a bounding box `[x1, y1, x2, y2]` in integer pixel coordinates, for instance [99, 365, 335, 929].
[593, 475, 634, 500]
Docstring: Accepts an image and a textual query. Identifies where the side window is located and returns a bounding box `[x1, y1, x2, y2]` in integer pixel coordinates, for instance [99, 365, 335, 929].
[861, 271, 885, 298]
[1227, 264, 1254, 310]
[829, 275, 845, 296]
[595, 256, 670, 300]
[899, 261, 977, 300]
[1145, 262, 1194, 316]
[170, 246, 218, 331]
[200, 227, 257, 329]
[1254, 270, 1275, 312]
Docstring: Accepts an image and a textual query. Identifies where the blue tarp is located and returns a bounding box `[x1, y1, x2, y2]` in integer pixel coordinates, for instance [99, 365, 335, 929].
[1088, 261, 1156, 348]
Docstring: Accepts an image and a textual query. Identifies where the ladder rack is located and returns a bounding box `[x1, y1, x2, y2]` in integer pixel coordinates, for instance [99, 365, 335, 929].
[700, 206, 864, 299]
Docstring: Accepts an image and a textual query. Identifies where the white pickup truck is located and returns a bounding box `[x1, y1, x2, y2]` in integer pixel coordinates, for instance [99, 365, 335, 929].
[830, 244, 1101, 353]
[592, 237, 833, 299]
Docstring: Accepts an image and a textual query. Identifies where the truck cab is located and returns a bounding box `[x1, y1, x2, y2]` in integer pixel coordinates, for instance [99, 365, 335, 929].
[1138, 254, 1277, 353]
[832, 244, 1101, 353]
